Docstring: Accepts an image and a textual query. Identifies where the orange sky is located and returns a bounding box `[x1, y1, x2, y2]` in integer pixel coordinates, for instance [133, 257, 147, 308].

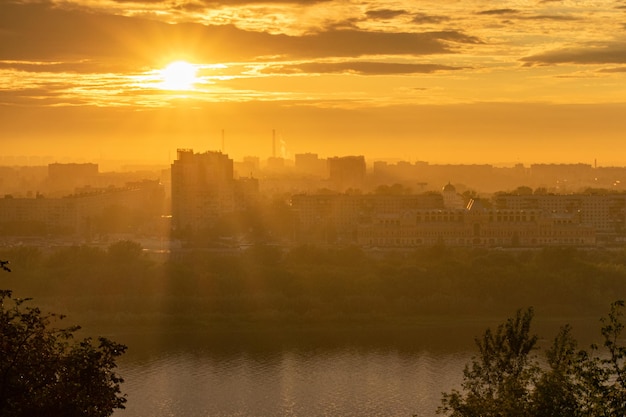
[1, 0, 626, 166]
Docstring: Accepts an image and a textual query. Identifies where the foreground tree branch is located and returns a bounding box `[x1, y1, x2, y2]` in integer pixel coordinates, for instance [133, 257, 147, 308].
[1, 261, 126, 417]
[438, 301, 626, 417]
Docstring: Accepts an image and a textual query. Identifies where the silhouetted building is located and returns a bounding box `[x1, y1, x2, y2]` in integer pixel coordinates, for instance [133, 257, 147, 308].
[266, 157, 286, 172]
[291, 188, 609, 247]
[46, 163, 99, 195]
[0, 180, 165, 238]
[328, 156, 366, 191]
[171, 149, 235, 232]
[357, 201, 595, 248]
[442, 182, 464, 209]
[295, 153, 327, 177]
[234, 177, 260, 208]
[530, 163, 593, 191]
[48, 163, 98, 181]
[494, 192, 626, 243]
[291, 192, 443, 244]
[234, 156, 260, 178]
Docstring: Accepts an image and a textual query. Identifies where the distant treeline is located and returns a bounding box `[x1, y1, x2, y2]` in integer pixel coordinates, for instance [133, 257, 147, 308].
[2, 242, 626, 324]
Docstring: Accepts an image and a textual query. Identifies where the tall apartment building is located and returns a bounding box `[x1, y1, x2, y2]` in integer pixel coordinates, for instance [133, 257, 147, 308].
[171, 149, 235, 232]
[328, 156, 366, 191]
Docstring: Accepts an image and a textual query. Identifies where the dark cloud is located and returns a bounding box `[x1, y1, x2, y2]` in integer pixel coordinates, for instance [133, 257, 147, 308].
[411, 13, 451, 24]
[111, 0, 332, 3]
[203, 0, 332, 3]
[0, 2, 162, 67]
[365, 9, 408, 20]
[322, 18, 361, 31]
[476, 8, 577, 21]
[0, 60, 127, 74]
[264, 61, 464, 75]
[0, 2, 481, 68]
[522, 43, 626, 65]
[522, 14, 578, 21]
[477, 9, 519, 15]
[297, 30, 481, 58]
[109, 0, 169, 3]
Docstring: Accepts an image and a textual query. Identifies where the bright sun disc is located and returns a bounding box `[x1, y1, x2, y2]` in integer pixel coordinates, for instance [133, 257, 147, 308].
[160, 61, 199, 91]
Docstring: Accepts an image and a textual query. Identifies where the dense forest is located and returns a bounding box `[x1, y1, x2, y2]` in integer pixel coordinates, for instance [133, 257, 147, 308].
[2, 243, 626, 327]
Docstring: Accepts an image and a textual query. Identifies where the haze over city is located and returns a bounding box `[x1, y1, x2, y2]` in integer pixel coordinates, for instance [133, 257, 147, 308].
[2, 0, 626, 165]
[4, 2, 626, 417]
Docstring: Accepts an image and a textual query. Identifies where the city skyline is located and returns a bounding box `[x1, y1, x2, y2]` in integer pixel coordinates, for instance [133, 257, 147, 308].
[1, 1, 626, 164]
[0, 147, 623, 172]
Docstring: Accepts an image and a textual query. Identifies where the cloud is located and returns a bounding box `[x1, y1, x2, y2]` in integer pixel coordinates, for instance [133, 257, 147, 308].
[0, 87, 61, 102]
[476, 8, 577, 21]
[0, 2, 481, 67]
[365, 9, 409, 20]
[411, 13, 451, 24]
[263, 61, 465, 75]
[293, 30, 481, 58]
[477, 9, 519, 16]
[522, 14, 579, 21]
[599, 66, 626, 73]
[522, 43, 626, 65]
[112, 0, 332, 3]
[0, 60, 124, 74]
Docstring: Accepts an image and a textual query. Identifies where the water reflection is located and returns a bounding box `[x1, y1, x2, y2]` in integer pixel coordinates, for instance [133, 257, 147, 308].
[118, 348, 468, 417]
[113, 326, 476, 417]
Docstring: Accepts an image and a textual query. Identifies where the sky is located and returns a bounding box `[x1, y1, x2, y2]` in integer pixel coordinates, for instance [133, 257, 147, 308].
[1, 0, 626, 166]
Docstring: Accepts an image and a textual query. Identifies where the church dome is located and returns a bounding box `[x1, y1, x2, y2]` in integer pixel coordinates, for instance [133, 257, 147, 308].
[442, 182, 456, 193]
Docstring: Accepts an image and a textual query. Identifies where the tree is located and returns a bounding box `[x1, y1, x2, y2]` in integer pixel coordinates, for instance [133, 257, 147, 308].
[439, 308, 539, 417]
[439, 302, 626, 417]
[531, 325, 581, 417]
[1, 262, 126, 417]
[577, 300, 626, 416]
[512, 186, 533, 195]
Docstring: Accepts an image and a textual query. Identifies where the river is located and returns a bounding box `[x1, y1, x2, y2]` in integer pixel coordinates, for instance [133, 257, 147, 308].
[107, 321, 517, 417]
[107, 317, 600, 417]
[117, 346, 466, 417]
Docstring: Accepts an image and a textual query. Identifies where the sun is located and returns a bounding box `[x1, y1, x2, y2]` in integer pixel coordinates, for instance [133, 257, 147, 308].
[159, 61, 199, 91]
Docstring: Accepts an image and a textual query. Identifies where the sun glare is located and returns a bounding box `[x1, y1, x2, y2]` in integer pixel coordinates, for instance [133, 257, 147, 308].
[159, 61, 199, 91]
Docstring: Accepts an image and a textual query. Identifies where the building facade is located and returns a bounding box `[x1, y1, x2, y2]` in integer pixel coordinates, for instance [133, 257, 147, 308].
[171, 149, 260, 233]
[0, 179, 165, 237]
[291, 190, 608, 248]
[494, 193, 626, 243]
[328, 156, 366, 191]
[171, 149, 235, 232]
